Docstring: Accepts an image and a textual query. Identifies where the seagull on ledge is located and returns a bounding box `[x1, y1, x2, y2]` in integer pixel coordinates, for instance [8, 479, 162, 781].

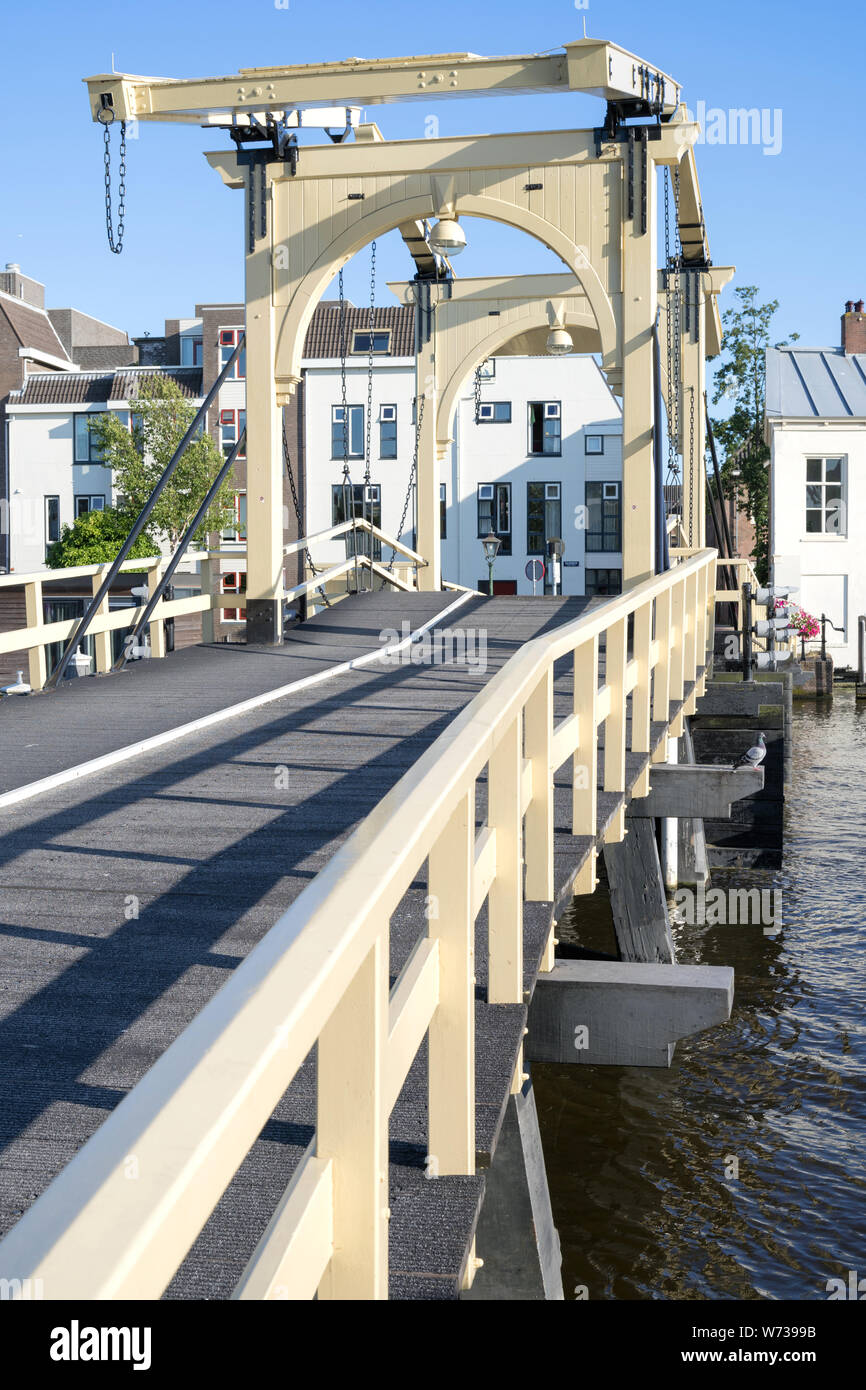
[736, 732, 767, 769]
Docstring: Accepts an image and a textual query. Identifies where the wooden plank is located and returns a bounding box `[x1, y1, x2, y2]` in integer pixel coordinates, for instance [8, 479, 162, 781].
[603, 815, 675, 964]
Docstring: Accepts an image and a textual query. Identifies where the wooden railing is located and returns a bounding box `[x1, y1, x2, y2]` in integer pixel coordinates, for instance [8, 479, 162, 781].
[0, 549, 717, 1300]
[0, 521, 428, 691]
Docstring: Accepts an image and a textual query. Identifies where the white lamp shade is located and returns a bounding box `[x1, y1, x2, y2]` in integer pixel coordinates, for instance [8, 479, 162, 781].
[429, 218, 467, 256]
[546, 327, 574, 355]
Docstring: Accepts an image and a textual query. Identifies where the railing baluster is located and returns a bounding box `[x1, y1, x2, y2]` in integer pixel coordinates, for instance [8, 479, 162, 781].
[603, 618, 628, 794]
[524, 670, 553, 903]
[631, 600, 653, 798]
[317, 934, 388, 1300]
[683, 572, 699, 711]
[91, 572, 112, 674]
[669, 580, 686, 739]
[652, 587, 672, 740]
[488, 716, 522, 1004]
[146, 562, 167, 660]
[428, 792, 475, 1176]
[24, 580, 46, 692]
[572, 637, 598, 894]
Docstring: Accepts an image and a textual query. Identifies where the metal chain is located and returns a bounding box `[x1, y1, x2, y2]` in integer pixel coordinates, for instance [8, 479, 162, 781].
[104, 121, 127, 255]
[362, 241, 377, 587]
[389, 394, 424, 571]
[474, 360, 486, 424]
[337, 268, 356, 592]
[667, 166, 684, 492]
[282, 420, 331, 607]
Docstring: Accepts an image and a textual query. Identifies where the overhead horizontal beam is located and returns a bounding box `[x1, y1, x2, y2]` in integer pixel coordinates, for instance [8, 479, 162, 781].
[83, 39, 680, 124]
[628, 763, 764, 819]
[527, 960, 735, 1068]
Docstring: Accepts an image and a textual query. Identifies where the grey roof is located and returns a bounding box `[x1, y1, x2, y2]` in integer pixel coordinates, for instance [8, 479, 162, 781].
[10, 366, 202, 406]
[766, 346, 866, 419]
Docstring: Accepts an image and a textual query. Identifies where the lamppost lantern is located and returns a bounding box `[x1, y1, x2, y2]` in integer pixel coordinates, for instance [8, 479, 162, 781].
[546, 327, 574, 355]
[482, 532, 501, 596]
[428, 217, 467, 257]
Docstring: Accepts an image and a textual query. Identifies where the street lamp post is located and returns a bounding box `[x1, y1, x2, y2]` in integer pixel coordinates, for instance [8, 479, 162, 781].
[482, 532, 501, 596]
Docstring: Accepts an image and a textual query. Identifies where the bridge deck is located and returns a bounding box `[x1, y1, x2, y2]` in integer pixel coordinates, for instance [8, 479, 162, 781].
[0, 590, 698, 1298]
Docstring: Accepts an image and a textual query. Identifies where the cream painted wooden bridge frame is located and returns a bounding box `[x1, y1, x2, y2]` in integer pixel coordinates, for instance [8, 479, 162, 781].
[80, 38, 731, 636]
[0, 547, 717, 1300]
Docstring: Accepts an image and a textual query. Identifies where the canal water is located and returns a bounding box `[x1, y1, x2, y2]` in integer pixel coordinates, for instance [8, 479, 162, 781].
[533, 690, 866, 1300]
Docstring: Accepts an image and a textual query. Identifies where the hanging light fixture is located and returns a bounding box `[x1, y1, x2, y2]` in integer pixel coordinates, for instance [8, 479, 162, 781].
[546, 326, 574, 355]
[428, 217, 467, 257]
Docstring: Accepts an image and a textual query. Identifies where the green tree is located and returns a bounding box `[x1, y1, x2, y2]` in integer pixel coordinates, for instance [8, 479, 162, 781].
[46, 507, 158, 568]
[709, 286, 798, 584]
[89, 377, 235, 549]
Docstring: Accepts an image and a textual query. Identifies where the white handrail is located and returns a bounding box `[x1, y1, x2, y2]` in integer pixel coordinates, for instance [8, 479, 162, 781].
[0, 549, 718, 1301]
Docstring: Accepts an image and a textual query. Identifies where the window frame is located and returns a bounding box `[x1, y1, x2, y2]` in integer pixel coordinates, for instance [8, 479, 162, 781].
[585, 567, 623, 598]
[351, 330, 391, 355]
[440, 482, 447, 540]
[331, 404, 365, 460]
[526, 481, 562, 561]
[44, 495, 60, 556]
[477, 482, 512, 556]
[804, 456, 847, 537]
[585, 434, 605, 455]
[476, 401, 512, 424]
[331, 483, 383, 558]
[379, 404, 398, 459]
[219, 327, 246, 380]
[74, 494, 106, 518]
[585, 480, 623, 553]
[527, 401, 562, 456]
[220, 569, 247, 623]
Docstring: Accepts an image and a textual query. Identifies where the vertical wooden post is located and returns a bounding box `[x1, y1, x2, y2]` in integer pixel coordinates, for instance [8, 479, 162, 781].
[317, 934, 388, 1300]
[652, 587, 672, 761]
[91, 571, 112, 674]
[414, 282, 441, 592]
[146, 562, 167, 659]
[680, 273, 707, 552]
[572, 637, 598, 894]
[669, 579, 686, 738]
[705, 559, 717, 672]
[24, 579, 46, 691]
[488, 717, 522, 1004]
[604, 619, 628, 794]
[621, 139, 658, 588]
[695, 564, 708, 696]
[200, 557, 216, 645]
[632, 600, 653, 797]
[524, 669, 553, 902]
[428, 792, 475, 1175]
[683, 572, 698, 714]
[244, 163, 284, 640]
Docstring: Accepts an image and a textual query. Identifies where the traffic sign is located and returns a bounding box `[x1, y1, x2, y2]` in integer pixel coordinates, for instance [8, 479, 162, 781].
[525, 559, 545, 582]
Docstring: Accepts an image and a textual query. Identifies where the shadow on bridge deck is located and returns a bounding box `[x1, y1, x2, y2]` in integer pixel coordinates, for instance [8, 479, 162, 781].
[0, 590, 610, 1298]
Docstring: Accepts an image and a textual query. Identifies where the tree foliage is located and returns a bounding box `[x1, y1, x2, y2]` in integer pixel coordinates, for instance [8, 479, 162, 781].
[46, 507, 158, 568]
[709, 286, 798, 584]
[88, 377, 234, 549]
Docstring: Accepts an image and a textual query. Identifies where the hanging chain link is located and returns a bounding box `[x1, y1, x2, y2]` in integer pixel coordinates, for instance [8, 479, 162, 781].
[473, 359, 488, 424]
[104, 121, 127, 255]
[282, 420, 331, 607]
[389, 393, 424, 571]
[362, 242, 377, 586]
[667, 166, 684, 493]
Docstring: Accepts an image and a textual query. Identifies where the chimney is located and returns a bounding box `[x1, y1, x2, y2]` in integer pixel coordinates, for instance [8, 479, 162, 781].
[842, 299, 866, 354]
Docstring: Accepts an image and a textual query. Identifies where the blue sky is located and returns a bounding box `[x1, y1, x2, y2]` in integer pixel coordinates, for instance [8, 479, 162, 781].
[1, 0, 863, 356]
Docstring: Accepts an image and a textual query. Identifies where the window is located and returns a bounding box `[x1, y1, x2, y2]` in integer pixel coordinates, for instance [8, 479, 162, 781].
[351, 330, 390, 354]
[45, 496, 60, 557]
[585, 568, 622, 597]
[585, 434, 604, 454]
[331, 405, 364, 459]
[585, 481, 622, 552]
[222, 492, 247, 543]
[221, 570, 247, 622]
[440, 483, 447, 540]
[331, 483, 382, 559]
[220, 409, 246, 458]
[526, 483, 562, 569]
[379, 404, 397, 459]
[477, 483, 511, 556]
[805, 457, 846, 535]
[528, 401, 561, 455]
[181, 336, 203, 367]
[74, 495, 105, 517]
[477, 402, 512, 424]
[219, 328, 245, 380]
[74, 414, 105, 463]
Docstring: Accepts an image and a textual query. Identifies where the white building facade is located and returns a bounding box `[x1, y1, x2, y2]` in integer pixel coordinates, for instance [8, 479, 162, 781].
[767, 323, 866, 668]
[302, 335, 623, 597]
